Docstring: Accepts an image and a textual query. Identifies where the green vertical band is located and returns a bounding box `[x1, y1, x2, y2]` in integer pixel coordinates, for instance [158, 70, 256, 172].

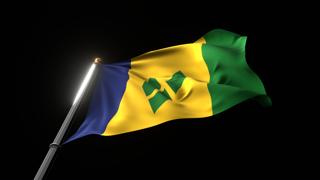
[201, 29, 271, 114]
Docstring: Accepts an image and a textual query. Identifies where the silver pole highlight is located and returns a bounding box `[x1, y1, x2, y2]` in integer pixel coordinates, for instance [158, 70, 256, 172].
[34, 58, 101, 180]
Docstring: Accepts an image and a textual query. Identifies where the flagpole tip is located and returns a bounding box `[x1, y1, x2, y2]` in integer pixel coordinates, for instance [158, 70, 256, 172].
[94, 58, 102, 64]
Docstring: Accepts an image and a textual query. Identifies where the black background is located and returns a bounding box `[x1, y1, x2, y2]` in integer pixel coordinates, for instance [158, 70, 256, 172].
[13, 1, 286, 179]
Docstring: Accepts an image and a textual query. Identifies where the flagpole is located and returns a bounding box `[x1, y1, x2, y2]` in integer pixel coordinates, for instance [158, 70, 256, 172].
[34, 58, 102, 180]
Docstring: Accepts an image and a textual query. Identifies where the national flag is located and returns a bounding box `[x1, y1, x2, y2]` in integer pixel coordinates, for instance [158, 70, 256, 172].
[66, 29, 271, 143]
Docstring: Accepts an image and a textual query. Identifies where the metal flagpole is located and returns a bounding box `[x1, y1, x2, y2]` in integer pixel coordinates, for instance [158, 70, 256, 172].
[34, 58, 102, 180]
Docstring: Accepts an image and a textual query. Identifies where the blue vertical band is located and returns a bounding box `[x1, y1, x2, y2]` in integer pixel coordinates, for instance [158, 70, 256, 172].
[65, 61, 130, 143]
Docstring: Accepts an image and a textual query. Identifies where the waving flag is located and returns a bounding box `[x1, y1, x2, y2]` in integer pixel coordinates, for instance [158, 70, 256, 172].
[66, 29, 271, 143]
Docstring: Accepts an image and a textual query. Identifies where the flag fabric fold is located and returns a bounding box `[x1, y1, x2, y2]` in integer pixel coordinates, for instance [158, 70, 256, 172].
[65, 29, 271, 143]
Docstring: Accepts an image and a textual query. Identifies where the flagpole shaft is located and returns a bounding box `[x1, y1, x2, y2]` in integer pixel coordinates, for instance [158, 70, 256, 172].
[34, 94, 83, 180]
[34, 146, 58, 180]
[34, 59, 101, 180]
